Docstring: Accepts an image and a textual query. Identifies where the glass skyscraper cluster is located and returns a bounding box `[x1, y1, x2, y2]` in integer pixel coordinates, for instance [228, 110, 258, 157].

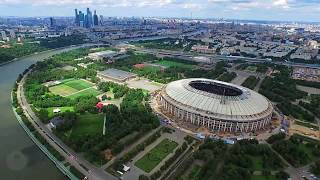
[74, 8, 100, 28]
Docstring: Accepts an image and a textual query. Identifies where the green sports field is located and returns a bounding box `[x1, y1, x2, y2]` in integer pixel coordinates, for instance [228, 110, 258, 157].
[49, 84, 78, 96]
[135, 138, 178, 173]
[48, 79, 100, 98]
[156, 60, 195, 69]
[67, 88, 101, 99]
[64, 79, 93, 90]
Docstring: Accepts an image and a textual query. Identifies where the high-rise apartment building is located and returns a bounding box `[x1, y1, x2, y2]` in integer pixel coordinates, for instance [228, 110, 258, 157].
[9, 30, 15, 39]
[1, 31, 7, 41]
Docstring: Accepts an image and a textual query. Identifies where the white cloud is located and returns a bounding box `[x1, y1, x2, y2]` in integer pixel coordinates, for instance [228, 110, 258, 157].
[272, 0, 290, 9]
[0, 0, 174, 7]
[181, 3, 203, 10]
[0, 0, 319, 21]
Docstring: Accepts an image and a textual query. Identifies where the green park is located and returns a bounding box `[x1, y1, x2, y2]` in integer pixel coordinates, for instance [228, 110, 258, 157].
[135, 138, 178, 173]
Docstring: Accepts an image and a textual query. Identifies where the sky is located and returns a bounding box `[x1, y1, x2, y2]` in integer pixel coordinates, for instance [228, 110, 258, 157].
[0, 0, 319, 22]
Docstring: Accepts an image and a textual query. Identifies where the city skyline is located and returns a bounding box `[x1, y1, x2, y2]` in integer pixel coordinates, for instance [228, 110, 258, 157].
[0, 0, 319, 22]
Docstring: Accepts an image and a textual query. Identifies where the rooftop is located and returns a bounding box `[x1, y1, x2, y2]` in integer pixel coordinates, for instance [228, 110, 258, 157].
[164, 78, 273, 120]
[98, 68, 136, 81]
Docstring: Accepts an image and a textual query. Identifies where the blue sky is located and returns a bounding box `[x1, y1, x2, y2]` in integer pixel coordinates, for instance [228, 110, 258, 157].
[0, 0, 319, 22]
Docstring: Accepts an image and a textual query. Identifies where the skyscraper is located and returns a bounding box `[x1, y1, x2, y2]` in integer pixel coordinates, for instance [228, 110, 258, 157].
[99, 15, 104, 26]
[74, 8, 94, 28]
[93, 10, 99, 26]
[49, 17, 55, 28]
[74, 9, 80, 26]
[85, 8, 93, 28]
[79, 11, 85, 27]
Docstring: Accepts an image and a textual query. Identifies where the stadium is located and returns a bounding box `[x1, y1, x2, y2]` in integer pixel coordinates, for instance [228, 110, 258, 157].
[158, 78, 274, 133]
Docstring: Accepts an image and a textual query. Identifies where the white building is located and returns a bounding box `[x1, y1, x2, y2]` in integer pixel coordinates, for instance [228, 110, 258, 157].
[88, 50, 117, 61]
[9, 30, 16, 39]
[1, 31, 6, 41]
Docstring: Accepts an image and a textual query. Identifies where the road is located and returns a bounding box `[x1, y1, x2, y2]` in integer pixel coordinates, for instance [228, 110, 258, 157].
[17, 65, 117, 180]
[136, 48, 320, 69]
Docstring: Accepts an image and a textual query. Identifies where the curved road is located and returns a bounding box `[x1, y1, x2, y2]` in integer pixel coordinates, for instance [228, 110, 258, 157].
[0, 47, 87, 180]
[0, 44, 111, 180]
[17, 70, 116, 179]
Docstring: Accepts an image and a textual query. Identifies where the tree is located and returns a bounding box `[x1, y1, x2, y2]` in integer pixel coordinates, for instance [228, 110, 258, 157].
[139, 175, 149, 180]
[311, 160, 320, 176]
[38, 109, 49, 123]
[56, 111, 77, 131]
[275, 171, 290, 180]
[101, 94, 108, 101]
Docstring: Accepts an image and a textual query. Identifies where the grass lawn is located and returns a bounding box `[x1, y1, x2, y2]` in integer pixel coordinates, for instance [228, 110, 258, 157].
[251, 175, 277, 180]
[64, 79, 93, 91]
[70, 113, 104, 139]
[47, 106, 74, 118]
[49, 79, 94, 97]
[67, 88, 102, 99]
[135, 138, 178, 173]
[298, 143, 317, 162]
[105, 91, 115, 99]
[142, 89, 149, 96]
[156, 60, 194, 69]
[133, 66, 161, 77]
[295, 134, 319, 163]
[49, 84, 78, 96]
[246, 66, 257, 72]
[188, 165, 202, 180]
[251, 156, 265, 171]
[139, 66, 161, 73]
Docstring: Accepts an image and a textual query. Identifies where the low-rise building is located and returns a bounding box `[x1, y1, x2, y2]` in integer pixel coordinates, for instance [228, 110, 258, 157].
[49, 116, 65, 129]
[290, 47, 318, 61]
[97, 68, 137, 82]
[88, 50, 118, 61]
[191, 45, 216, 54]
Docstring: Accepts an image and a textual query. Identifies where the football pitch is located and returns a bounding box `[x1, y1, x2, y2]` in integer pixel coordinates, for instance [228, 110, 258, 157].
[49, 84, 79, 96]
[64, 79, 93, 90]
[67, 88, 101, 99]
[49, 79, 101, 98]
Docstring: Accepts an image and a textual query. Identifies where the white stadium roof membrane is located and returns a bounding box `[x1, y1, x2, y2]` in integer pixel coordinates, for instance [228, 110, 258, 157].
[164, 78, 272, 122]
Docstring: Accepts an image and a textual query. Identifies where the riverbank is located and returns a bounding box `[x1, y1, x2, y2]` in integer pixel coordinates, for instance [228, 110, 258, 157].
[0, 44, 101, 67]
[11, 45, 117, 180]
[0, 45, 104, 180]
[11, 91, 78, 180]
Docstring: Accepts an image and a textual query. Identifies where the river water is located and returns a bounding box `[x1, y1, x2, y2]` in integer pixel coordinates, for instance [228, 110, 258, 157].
[0, 47, 83, 180]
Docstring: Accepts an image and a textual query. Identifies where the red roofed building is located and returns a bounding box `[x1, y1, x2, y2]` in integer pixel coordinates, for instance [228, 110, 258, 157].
[96, 102, 104, 112]
[133, 64, 145, 69]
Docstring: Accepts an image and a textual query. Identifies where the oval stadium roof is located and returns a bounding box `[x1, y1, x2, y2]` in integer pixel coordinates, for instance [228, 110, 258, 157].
[164, 78, 272, 121]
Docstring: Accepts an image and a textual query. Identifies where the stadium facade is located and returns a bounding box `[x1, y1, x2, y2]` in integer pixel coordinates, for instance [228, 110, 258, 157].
[158, 78, 273, 132]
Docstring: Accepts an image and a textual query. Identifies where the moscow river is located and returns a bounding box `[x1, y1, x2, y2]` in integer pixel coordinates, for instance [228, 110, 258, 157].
[0, 47, 87, 180]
